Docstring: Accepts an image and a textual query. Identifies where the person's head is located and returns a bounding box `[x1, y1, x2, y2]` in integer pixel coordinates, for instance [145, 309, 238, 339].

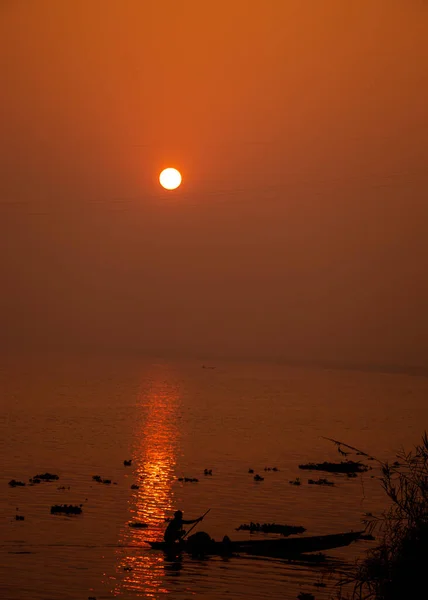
[174, 510, 183, 520]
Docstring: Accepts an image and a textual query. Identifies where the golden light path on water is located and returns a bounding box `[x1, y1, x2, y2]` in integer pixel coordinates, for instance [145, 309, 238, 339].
[113, 369, 181, 597]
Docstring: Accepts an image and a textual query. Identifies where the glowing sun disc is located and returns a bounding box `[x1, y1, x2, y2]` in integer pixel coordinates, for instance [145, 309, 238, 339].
[159, 168, 182, 190]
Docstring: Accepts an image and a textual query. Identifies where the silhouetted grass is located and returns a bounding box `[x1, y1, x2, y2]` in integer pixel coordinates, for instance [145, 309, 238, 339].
[328, 433, 428, 600]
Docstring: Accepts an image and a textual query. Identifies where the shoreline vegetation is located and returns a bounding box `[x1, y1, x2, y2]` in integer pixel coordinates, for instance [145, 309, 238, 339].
[327, 433, 428, 600]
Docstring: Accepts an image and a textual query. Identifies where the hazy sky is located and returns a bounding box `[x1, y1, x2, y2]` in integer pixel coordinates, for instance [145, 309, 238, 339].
[1, 1, 428, 366]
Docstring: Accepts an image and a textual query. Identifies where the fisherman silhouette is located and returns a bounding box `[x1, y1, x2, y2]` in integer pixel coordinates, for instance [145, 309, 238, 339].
[164, 510, 202, 544]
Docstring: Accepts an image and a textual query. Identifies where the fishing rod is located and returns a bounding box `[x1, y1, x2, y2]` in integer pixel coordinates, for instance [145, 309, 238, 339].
[182, 508, 211, 540]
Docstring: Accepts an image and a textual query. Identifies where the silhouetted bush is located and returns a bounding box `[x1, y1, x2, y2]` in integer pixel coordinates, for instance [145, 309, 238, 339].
[331, 433, 428, 599]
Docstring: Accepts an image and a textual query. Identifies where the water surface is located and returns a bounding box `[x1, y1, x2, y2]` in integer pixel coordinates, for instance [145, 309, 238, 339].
[1, 356, 427, 599]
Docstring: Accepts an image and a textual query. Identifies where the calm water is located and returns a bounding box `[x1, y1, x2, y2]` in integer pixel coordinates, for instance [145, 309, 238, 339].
[1, 356, 427, 600]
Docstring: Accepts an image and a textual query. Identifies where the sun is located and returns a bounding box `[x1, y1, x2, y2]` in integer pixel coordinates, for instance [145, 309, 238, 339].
[159, 168, 182, 190]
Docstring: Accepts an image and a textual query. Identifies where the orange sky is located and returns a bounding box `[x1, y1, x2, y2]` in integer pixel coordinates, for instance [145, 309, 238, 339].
[1, 1, 428, 367]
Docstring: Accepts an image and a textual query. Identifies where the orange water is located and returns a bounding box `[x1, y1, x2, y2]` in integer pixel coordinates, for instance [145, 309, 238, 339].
[1, 356, 427, 600]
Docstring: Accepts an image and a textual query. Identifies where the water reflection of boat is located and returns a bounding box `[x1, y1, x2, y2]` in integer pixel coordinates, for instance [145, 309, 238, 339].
[148, 530, 363, 557]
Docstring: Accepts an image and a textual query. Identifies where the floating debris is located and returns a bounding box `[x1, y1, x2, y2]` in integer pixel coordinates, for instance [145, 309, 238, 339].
[92, 475, 111, 484]
[57, 486, 70, 490]
[123, 566, 133, 571]
[204, 469, 213, 475]
[31, 473, 59, 482]
[128, 521, 148, 528]
[289, 477, 301, 486]
[236, 523, 306, 536]
[50, 504, 82, 515]
[15, 515, 25, 521]
[130, 484, 139, 489]
[254, 474, 264, 481]
[8, 480, 26, 487]
[308, 478, 335, 486]
[347, 472, 358, 478]
[264, 467, 280, 472]
[124, 460, 132, 466]
[177, 477, 199, 483]
[297, 593, 315, 600]
[299, 461, 369, 474]
[248, 468, 254, 474]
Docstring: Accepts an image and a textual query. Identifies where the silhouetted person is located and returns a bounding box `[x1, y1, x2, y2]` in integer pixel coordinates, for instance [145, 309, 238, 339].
[164, 510, 202, 544]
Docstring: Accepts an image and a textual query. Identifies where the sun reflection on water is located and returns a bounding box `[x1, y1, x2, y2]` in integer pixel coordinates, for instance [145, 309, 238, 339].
[113, 369, 181, 597]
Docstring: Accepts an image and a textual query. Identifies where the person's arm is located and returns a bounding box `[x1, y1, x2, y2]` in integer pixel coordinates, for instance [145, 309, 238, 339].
[182, 517, 202, 524]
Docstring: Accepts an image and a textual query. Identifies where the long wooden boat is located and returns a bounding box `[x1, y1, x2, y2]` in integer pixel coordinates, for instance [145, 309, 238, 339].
[147, 530, 363, 557]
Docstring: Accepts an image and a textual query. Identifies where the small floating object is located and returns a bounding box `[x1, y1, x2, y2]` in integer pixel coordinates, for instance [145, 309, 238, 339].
[50, 504, 82, 515]
[15, 515, 25, 521]
[236, 522, 306, 536]
[57, 485, 71, 490]
[254, 474, 264, 481]
[178, 477, 199, 483]
[123, 566, 133, 571]
[248, 468, 254, 474]
[289, 477, 301, 486]
[124, 459, 132, 466]
[8, 480, 26, 487]
[92, 475, 111, 484]
[308, 478, 335, 486]
[297, 593, 315, 600]
[298, 461, 369, 474]
[204, 469, 212, 475]
[128, 521, 148, 528]
[31, 473, 59, 482]
[130, 484, 139, 489]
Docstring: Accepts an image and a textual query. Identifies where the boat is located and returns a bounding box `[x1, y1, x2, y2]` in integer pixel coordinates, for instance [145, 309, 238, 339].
[147, 530, 363, 557]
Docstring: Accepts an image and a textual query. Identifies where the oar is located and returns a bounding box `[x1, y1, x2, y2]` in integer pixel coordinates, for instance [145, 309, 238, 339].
[182, 508, 211, 540]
